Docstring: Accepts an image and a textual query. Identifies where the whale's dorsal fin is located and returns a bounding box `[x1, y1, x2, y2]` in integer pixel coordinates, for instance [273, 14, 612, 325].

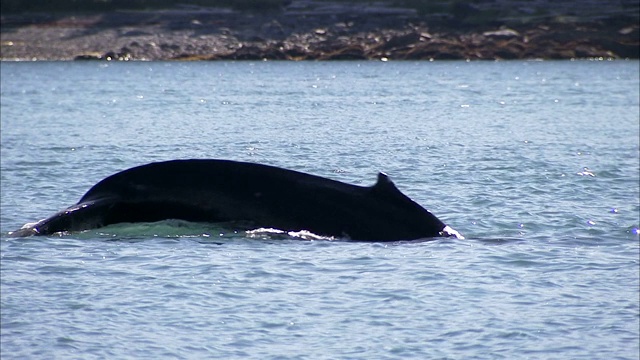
[371, 172, 404, 198]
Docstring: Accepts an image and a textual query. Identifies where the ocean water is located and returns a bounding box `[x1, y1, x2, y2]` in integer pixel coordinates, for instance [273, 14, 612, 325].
[1, 60, 638, 359]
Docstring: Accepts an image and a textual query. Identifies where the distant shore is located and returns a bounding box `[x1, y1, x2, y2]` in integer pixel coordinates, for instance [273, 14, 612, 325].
[1, 1, 638, 61]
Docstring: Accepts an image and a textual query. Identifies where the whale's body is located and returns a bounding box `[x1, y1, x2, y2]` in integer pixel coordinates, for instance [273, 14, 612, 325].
[10, 159, 462, 241]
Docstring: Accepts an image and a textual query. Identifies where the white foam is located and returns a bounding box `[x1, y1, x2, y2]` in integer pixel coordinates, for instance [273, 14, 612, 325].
[441, 225, 465, 240]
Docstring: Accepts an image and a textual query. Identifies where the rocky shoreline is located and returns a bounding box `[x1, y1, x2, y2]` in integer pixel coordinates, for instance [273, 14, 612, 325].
[1, 1, 638, 61]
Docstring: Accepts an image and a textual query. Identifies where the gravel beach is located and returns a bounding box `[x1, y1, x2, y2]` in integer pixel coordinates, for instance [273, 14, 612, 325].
[1, 0, 638, 61]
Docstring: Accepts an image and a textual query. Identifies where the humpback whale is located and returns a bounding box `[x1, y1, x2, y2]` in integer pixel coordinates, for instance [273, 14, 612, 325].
[9, 159, 463, 241]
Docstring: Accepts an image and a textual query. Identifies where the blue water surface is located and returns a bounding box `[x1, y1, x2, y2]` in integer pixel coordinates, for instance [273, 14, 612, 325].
[1, 60, 639, 359]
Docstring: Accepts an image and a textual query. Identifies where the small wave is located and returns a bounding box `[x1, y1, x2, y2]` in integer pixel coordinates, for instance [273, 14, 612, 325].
[246, 227, 334, 241]
[6, 219, 470, 243]
[13, 220, 335, 242]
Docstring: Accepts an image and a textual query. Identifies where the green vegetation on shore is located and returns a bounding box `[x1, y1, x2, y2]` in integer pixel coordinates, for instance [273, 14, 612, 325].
[0, 0, 530, 17]
[0, 0, 469, 20]
[3, 0, 638, 29]
[1, 0, 287, 13]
